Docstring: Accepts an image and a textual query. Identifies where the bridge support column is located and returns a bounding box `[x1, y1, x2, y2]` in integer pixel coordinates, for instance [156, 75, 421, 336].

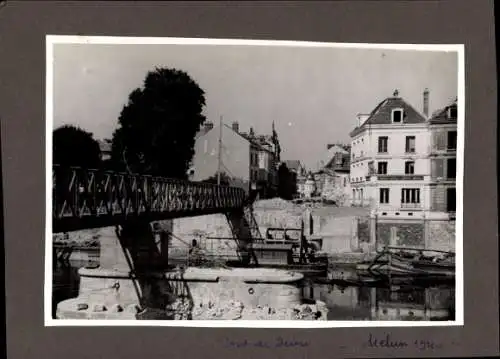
[56, 221, 178, 320]
[225, 210, 254, 265]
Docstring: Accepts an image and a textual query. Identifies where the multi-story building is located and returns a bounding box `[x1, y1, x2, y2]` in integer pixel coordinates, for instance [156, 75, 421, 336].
[191, 120, 279, 198]
[349, 89, 431, 216]
[428, 100, 457, 218]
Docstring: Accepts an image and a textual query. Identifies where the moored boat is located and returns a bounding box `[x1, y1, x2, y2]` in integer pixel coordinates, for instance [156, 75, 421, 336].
[356, 246, 455, 279]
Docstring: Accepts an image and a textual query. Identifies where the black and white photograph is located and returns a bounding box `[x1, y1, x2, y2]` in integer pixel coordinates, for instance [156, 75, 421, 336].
[47, 36, 463, 325]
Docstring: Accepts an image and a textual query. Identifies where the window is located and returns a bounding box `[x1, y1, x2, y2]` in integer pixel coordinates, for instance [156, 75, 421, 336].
[447, 158, 456, 179]
[447, 131, 457, 150]
[405, 136, 416, 153]
[378, 136, 388, 153]
[379, 188, 390, 204]
[392, 109, 403, 123]
[447, 188, 456, 212]
[448, 106, 457, 119]
[405, 161, 415, 175]
[377, 161, 388, 174]
[401, 188, 420, 204]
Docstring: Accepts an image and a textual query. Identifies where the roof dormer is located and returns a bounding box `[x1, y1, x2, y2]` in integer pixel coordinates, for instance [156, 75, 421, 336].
[447, 105, 457, 119]
[391, 108, 404, 123]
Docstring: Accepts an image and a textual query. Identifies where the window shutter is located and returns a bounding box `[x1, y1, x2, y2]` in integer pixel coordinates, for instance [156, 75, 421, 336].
[436, 131, 446, 150]
[435, 159, 444, 178]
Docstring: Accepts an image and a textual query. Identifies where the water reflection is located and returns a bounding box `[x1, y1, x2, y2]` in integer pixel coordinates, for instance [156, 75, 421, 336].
[52, 247, 455, 321]
[52, 248, 99, 319]
[302, 279, 455, 321]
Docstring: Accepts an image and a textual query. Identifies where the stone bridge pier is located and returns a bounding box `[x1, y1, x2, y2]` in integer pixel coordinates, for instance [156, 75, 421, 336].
[56, 220, 180, 320]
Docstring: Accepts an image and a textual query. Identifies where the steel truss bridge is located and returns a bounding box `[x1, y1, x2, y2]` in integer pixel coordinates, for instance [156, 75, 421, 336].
[52, 165, 249, 233]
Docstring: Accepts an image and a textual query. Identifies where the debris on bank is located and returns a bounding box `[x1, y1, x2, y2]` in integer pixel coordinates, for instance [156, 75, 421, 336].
[166, 298, 328, 321]
[253, 198, 300, 211]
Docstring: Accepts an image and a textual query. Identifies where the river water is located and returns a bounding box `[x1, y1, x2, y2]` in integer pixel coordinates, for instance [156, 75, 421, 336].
[52, 248, 455, 321]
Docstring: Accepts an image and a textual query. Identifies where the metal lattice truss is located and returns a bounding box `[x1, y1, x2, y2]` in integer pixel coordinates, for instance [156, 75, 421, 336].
[52, 166, 247, 233]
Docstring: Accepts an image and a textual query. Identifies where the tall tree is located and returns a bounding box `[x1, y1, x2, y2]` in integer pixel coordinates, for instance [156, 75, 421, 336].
[277, 163, 296, 200]
[110, 67, 206, 178]
[53, 125, 102, 168]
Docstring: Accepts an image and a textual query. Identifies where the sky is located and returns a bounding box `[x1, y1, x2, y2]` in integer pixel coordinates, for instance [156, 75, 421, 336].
[52, 42, 458, 170]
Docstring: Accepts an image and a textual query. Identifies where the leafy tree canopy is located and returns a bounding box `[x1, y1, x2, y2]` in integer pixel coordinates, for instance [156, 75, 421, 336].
[277, 163, 297, 200]
[53, 125, 102, 169]
[110, 67, 207, 178]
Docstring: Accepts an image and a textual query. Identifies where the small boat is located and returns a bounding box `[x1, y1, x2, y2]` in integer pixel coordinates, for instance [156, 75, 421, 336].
[356, 246, 455, 279]
[226, 260, 328, 276]
[223, 225, 329, 276]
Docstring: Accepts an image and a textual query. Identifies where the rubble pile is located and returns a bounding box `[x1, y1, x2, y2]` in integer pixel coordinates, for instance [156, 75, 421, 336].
[53, 230, 101, 247]
[239, 301, 328, 321]
[165, 298, 193, 320]
[163, 297, 329, 321]
[191, 299, 244, 320]
[253, 198, 299, 211]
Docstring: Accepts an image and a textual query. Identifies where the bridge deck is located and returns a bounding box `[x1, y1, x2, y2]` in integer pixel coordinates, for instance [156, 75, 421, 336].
[52, 166, 247, 233]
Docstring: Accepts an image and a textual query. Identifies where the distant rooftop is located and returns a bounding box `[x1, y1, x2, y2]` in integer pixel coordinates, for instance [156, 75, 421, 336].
[283, 159, 303, 172]
[428, 100, 458, 125]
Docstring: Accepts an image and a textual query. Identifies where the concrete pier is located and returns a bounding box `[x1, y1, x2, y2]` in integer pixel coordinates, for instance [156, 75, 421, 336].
[56, 224, 328, 320]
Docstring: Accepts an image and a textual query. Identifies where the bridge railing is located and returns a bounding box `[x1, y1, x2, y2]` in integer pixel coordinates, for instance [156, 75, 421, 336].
[52, 165, 247, 232]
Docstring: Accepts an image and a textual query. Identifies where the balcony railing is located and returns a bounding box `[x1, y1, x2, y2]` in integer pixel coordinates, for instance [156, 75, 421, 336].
[400, 202, 422, 209]
[431, 175, 456, 182]
[369, 174, 425, 181]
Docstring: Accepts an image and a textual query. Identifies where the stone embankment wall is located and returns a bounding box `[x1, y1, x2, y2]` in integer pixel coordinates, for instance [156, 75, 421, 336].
[426, 220, 456, 252]
[374, 219, 455, 252]
[54, 200, 455, 261]
[317, 216, 358, 253]
[169, 199, 306, 257]
[376, 222, 425, 249]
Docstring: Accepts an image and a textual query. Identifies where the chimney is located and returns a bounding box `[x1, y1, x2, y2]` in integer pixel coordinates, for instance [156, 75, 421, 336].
[204, 121, 214, 133]
[423, 88, 429, 118]
[356, 113, 370, 127]
[249, 127, 254, 137]
[231, 121, 239, 133]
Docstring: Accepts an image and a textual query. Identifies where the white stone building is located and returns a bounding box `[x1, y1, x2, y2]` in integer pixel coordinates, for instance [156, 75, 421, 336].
[349, 89, 432, 217]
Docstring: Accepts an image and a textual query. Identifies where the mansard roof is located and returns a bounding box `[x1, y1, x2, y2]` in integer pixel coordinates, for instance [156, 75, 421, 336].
[350, 94, 427, 137]
[429, 100, 458, 125]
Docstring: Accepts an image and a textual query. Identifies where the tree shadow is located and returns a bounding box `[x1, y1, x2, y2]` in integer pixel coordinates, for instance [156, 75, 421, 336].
[225, 203, 261, 267]
[115, 220, 195, 320]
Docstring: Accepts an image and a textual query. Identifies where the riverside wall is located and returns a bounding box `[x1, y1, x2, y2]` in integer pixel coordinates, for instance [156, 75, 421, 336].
[55, 201, 456, 261]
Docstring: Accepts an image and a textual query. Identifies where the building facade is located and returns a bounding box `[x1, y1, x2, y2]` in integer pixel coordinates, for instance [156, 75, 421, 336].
[349, 90, 431, 217]
[314, 144, 352, 204]
[97, 139, 112, 161]
[191, 121, 279, 198]
[428, 100, 457, 218]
